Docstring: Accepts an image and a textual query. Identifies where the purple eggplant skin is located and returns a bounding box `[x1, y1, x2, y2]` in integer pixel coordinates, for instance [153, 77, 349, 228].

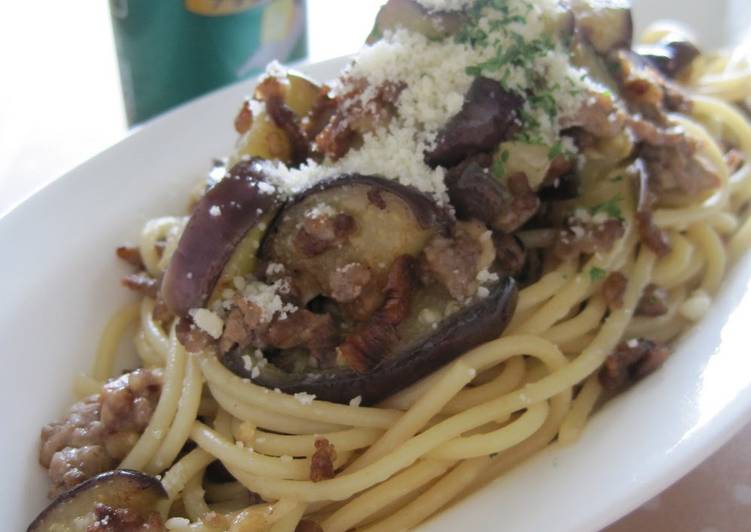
[636, 39, 700, 79]
[223, 276, 518, 405]
[445, 154, 507, 227]
[27, 470, 166, 532]
[261, 173, 452, 241]
[162, 158, 282, 316]
[425, 77, 523, 169]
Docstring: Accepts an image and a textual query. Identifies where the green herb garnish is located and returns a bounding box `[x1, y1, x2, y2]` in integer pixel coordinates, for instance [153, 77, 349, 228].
[548, 141, 564, 160]
[590, 193, 624, 221]
[589, 267, 607, 281]
[492, 149, 510, 178]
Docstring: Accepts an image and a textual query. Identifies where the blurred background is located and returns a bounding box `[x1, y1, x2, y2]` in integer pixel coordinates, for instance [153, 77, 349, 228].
[0, 2, 750, 529]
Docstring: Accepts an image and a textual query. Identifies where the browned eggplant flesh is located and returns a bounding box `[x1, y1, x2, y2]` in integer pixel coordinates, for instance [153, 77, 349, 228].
[28, 470, 167, 532]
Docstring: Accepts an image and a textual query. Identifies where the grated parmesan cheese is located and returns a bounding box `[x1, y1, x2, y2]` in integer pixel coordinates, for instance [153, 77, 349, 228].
[305, 202, 337, 219]
[419, 308, 441, 325]
[209, 205, 221, 217]
[294, 392, 316, 405]
[476, 268, 499, 285]
[243, 280, 298, 322]
[262, 0, 592, 204]
[266, 262, 286, 276]
[189, 308, 224, 339]
[680, 291, 712, 321]
[165, 517, 191, 530]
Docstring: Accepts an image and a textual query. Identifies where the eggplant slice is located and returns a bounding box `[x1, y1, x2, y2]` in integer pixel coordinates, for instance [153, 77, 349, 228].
[28, 470, 166, 532]
[162, 158, 281, 316]
[254, 174, 516, 404]
[260, 174, 453, 306]
[224, 278, 517, 404]
[167, 169, 519, 404]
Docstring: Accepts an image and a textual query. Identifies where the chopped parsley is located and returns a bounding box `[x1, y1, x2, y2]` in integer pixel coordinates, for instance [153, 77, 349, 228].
[610, 174, 624, 182]
[547, 140, 564, 160]
[589, 267, 607, 281]
[492, 149, 510, 178]
[590, 193, 624, 222]
[456, 0, 588, 148]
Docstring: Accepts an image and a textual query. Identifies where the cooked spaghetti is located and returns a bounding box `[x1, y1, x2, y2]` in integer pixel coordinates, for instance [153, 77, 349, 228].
[30, 1, 751, 531]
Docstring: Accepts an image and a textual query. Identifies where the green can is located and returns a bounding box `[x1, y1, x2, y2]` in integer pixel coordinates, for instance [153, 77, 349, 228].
[110, 0, 307, 125]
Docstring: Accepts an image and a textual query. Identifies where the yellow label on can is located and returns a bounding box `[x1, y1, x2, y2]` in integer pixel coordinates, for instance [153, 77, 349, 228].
[185, 0, 269, 16]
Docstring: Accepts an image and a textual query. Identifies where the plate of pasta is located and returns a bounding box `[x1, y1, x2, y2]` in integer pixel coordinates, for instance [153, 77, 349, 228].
[4, 1, 751, 531]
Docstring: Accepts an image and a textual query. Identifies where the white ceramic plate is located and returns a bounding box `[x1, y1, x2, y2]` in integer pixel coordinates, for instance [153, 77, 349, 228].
[3, 5, 751, 531]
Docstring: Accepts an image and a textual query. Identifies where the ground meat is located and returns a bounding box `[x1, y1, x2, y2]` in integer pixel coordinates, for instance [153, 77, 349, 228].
[296, 520, 324, 532]
[49, 446, 114, 497]
[553, 218, 625, 260]
[115, 246, 144, 269]
[341, 283, 387, 323]
[610, 52, 719, 200]
[152, 297, 175, 329]
[40, 369, 163, 497]
[337, 256, 415, 372]
[40, 398, 105, 468]
[636, 210, 672, 257]
[423, 233, 482, 301]
[328, 262, 372, 303]
[560, 91, 626, 138]
[726, 148, 745, 174]
[641, 141, 720, 197]
[295, 213, 357, 257]
[309, 438, 337, 482]
[493, 173, 541, 233]
[265, 309, 338, 354]
[303, 85, 338, 143]
[626, 116, 685, 147]
[367, 188, 387, 210]
[121, 272, 159, 299]
[602, 272, 627, 309]
[234, 99, 253, 135]
[315, 79, 404, 160]
[636, 284, 669, 316]
[599, 338, 671, 391]
[100, 370, 161, 435]
[177, 317, 216, 353]
[219, 298, 266, 354]
[87, 503, 165, 532]
[614, 50, 691, 119]
[493, 233, 526, 277]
